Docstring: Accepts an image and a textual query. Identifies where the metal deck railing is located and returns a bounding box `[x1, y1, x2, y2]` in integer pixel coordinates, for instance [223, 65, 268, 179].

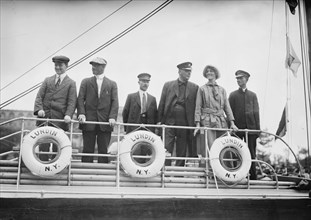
[0, 117, 302, 190]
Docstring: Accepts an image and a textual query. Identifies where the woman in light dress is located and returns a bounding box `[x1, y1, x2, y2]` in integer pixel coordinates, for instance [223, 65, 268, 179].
[194, 65, 238, 165]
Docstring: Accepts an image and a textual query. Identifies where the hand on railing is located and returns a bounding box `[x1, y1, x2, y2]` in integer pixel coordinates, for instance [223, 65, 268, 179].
[193, 123, 200, 136]
[109, 118, 116, 127]
[64, 115, 71, 123]
[38, 110, 45, 117]
[78, 114, 86, 123]
[229, 121, 238, 132]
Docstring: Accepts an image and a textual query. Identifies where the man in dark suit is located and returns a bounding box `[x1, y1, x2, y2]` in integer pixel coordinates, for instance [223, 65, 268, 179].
[122, 73, 157, 133]
[77, 57, 119, 163]
[122, 73, 157, 163]
[158, 62, 199, 166]
[34, 55, 77, 160]
[229, 70, 260, 180]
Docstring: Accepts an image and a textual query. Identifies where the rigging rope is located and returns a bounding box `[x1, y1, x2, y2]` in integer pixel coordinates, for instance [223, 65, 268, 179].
[66, 0, 173, 69]
[0, 83, 42, 108]
[0, 0, 174, 109]
[262, 0, 275, 126]
[0, 0, 133, 92]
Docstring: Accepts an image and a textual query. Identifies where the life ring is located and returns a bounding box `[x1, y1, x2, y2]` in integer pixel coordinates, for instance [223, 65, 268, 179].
[209, 136, 251, 183]
[119, 130, 165, 178]
[21, 126, 72, 176]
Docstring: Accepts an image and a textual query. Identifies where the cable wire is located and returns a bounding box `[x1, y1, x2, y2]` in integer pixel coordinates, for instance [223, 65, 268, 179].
[0, 0, 174, 109]
[262, 0, 274, 127]
[0, 0, 133, 92]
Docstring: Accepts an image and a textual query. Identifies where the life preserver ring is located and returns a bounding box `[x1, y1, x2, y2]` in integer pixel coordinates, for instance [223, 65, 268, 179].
[209, 136, 251, 183]
[21, 126, 72, 176]
[119, 130, 165, 178]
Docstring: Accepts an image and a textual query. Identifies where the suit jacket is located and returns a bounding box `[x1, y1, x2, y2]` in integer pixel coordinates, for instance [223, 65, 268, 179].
[158, 79, 199, 126]
[122, 92, 157, 133]
[77, 75, 119, 132]
[34, 74, 77, 131]
[229, 88, 260, 131]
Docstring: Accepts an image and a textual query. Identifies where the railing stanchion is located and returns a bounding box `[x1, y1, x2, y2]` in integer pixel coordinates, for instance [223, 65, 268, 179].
[162, 125, 166, 188]
[16, 117, 25, 189]
[116, 123, 121, 189]
[204, 129, 209, 189]
[67, 121, 74, 186]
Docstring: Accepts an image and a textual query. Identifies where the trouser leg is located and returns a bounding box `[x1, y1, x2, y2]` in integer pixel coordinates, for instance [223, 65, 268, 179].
[82, 130, 96, 163]
[175, 128, 188, 166]
[173, 106, 188, 166]
[164, 128, 175, 166]
[248, 134, 258, 180]
[97, 131, 111, 163]
[236, 132, 257, 180]
[187, 130, 196, 157]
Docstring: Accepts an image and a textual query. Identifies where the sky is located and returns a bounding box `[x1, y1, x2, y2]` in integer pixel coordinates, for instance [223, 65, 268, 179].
[1, 0, 309, 159]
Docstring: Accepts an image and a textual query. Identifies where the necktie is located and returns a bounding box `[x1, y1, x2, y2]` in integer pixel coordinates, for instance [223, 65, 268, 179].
[209, 84, 219, 101]
[142, 93, 147, 113]
[55, 76, 61, 88]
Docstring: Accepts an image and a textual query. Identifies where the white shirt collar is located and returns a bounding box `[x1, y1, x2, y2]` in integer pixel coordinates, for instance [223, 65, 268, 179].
[56, 73, 67, 83]
[95, 74, 104, 80]
[139, 89, 147, 96]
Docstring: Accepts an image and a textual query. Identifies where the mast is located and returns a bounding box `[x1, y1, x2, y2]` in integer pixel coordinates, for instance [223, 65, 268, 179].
[284, 0, 311, 167]
[298, 0, 311, 166]
[285, 0, 294, 160]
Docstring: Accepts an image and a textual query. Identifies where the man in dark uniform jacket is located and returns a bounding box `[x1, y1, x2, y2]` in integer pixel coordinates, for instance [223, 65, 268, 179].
[158, 62, 199, 166]
[122, 73, 157, 133]
[77, 57, 119, 163]
[34, 55, 77, 161]
[122, 73, 157, 163]
[229, 70, 260, 180]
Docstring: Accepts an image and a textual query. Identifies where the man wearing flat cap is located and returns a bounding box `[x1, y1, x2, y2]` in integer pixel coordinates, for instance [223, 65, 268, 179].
[158, 62, 199, 166]
[77, 57, 119, 163]
[122, 73, 157, 134]
[122, 73, 157, 163]
[229, 70, 260, 180]
[34, 55, 77, 161]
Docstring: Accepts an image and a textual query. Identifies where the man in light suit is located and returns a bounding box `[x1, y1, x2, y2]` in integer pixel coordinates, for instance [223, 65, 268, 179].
[122, 73, 157, 134]
[158, 62, 199, 166]
[77, 57, 119, 163]
[229, 70, 260, 180]
[34, 55, 77, 160]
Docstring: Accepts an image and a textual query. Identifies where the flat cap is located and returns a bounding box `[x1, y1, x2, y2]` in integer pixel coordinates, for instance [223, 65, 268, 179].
[52, 55, 70, 63]
[235, 70, 250, 78]
[137, 73, 151, 81]
[177, 62, 192, 70]
[90, 57, 107, 65]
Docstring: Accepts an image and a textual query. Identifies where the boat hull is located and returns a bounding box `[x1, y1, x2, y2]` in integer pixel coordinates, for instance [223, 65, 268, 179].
[1, 196, 311, 220]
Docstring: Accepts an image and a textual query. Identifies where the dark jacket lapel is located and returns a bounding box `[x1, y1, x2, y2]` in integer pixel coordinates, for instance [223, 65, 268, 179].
[186, 81, 190, 98]
[173, 80, 179, 96]
[146, 93, 152, 110]
[48, 75, 57, 89]
[56, 75, 69, 91]
[91, 76, 98, 96]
